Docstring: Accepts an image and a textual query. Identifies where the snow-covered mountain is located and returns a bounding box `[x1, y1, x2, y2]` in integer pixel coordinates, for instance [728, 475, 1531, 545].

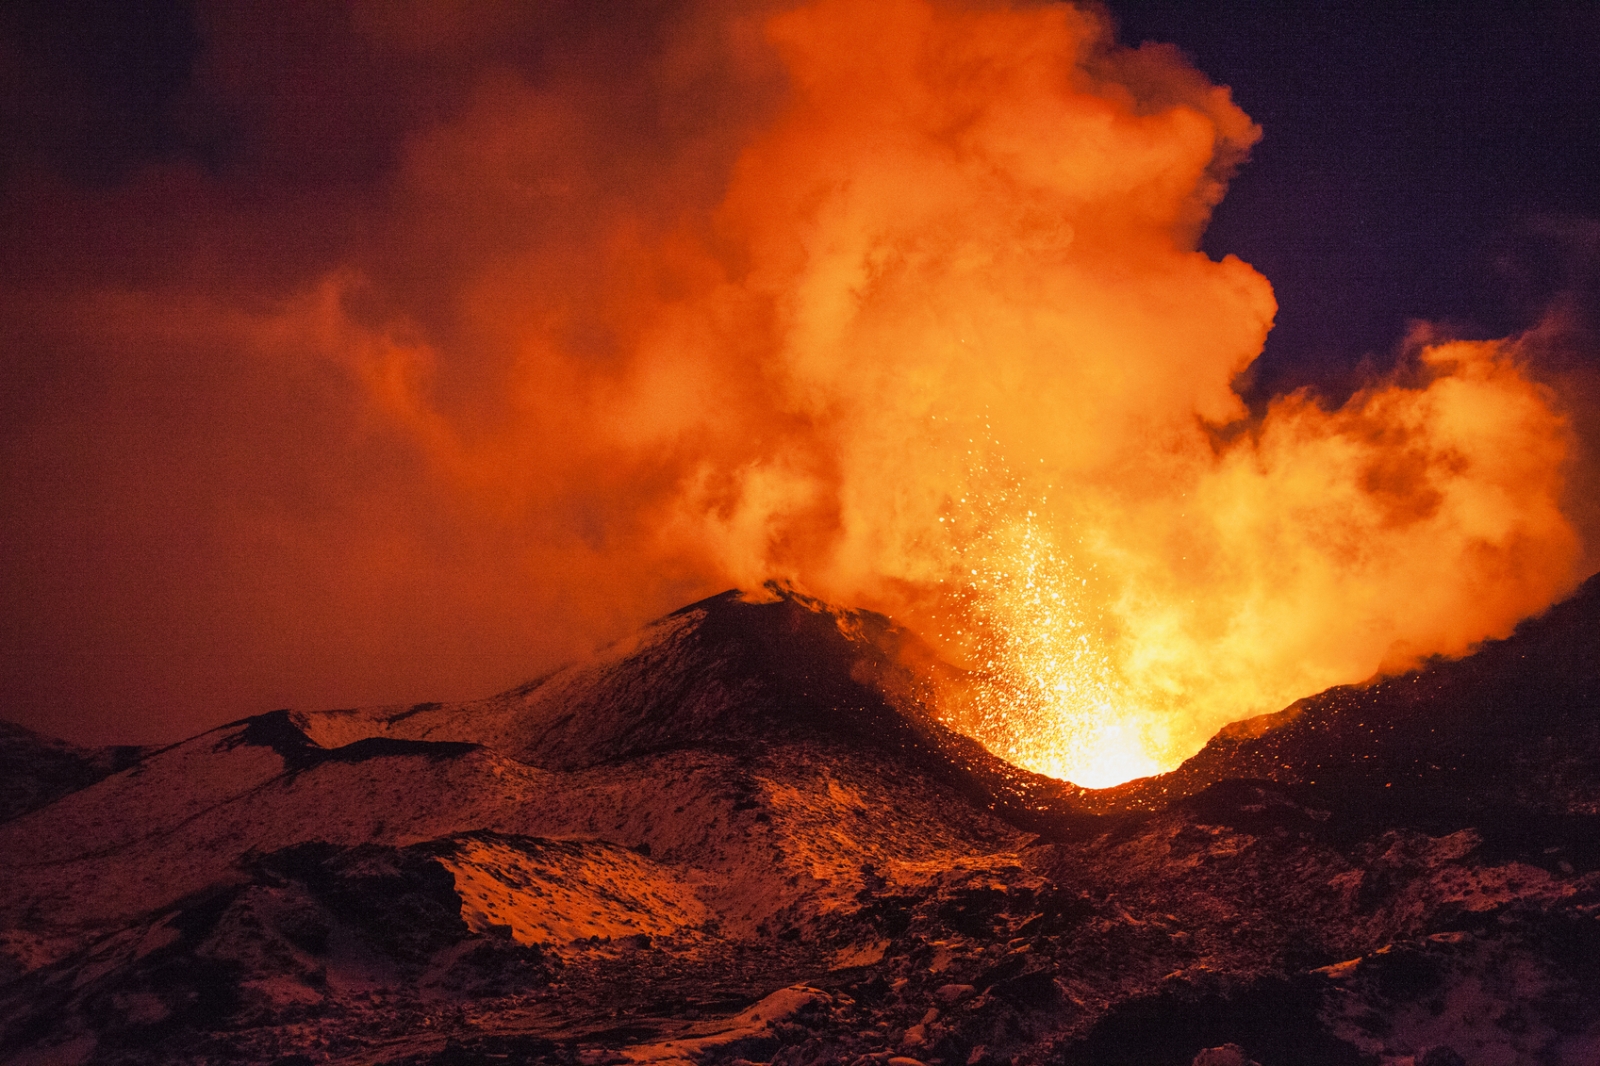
[3, 581, 1598, 1065]
[0, 720, 148, 824]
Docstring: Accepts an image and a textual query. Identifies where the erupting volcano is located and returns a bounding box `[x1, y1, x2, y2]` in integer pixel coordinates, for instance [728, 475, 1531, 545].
[3, 0, 1599, 1063]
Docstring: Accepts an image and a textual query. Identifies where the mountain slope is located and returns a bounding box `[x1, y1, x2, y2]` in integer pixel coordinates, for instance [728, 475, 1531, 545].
[1101, 573, 1600, 843]
[1, 579, 1597, 1066]
[0, 589, 1045, 1062]
[0, 719, 148, 824]
[298, 586, 1090, 832]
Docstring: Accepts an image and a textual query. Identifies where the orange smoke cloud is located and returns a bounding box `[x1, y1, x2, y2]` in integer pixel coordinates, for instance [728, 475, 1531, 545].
[620, 0, 1582, 782]
[1, 0, 1587, 781]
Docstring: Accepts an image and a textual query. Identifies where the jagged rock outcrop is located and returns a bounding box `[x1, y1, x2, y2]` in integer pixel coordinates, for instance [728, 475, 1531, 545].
[0, 719, 148, 824]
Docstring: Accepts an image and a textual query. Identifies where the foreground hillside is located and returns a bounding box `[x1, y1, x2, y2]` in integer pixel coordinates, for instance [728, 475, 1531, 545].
[2, 581, 1598, 1066]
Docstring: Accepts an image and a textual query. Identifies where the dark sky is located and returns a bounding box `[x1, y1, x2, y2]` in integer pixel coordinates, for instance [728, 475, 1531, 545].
[1113, 0, 1600, 402]
[9, 1, 1595, 386]
[4, 0, 1598, 746]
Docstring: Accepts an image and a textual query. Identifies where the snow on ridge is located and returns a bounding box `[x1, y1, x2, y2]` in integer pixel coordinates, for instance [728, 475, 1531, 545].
[436, 832, 709, 950]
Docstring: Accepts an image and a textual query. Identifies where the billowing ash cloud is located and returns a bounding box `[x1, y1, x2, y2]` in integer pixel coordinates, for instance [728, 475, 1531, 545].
[1, 0, 1590, 781]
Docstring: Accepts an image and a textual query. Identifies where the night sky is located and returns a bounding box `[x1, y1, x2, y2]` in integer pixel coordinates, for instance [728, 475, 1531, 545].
[1111, 0, 1600, 402]
[4, 0, 1598, 746]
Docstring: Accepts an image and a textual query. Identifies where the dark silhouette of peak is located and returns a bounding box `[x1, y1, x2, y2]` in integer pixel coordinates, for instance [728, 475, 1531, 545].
[222, 707, 479, 771]
[0, 718, 149, 823]
[384, 582, 1090, 834]
[491, 582, 954, 768]
[494, 584, 921, 765]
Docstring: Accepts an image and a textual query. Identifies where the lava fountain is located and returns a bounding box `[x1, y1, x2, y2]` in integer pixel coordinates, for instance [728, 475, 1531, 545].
[306, 0, 1587, 786]
[691, 0, 1584, 786]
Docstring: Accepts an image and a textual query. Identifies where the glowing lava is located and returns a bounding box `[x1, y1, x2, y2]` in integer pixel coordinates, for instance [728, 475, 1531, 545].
[956, 515, 1164, 789]
[10, 0, 1583, 784]
[930, 336, 1579, 788]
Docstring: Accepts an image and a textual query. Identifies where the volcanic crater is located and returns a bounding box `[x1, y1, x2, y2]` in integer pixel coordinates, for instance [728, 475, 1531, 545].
[2, 578, 1598, 1066]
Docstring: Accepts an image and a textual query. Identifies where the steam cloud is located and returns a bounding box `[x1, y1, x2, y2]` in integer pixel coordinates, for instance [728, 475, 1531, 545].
[2, 0, 1589, 779]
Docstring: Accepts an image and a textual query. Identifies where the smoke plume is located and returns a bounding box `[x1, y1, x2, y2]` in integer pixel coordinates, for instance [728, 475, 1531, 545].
[1, 0, 1587, 783]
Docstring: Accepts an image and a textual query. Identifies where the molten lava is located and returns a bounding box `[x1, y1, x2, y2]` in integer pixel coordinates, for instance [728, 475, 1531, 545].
[685, 0, 1582, 785]
[925, 344, 1577, 786]
[955, 515, 1161, 790]
[235, 0, 1588, 784]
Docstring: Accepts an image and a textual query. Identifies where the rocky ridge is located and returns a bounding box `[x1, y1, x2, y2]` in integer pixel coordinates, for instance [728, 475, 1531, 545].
[0, 720, 149, 825]
[1, 579, 1597, 1065]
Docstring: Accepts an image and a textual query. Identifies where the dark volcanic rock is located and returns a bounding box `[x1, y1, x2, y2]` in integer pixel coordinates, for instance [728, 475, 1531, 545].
[2, 578, 1597, 1065]
[0, 718, 148, 823]
[368, 584, 1094, 834]
[1106, 571, 1600, 818]
[223, 708, 481, 771]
